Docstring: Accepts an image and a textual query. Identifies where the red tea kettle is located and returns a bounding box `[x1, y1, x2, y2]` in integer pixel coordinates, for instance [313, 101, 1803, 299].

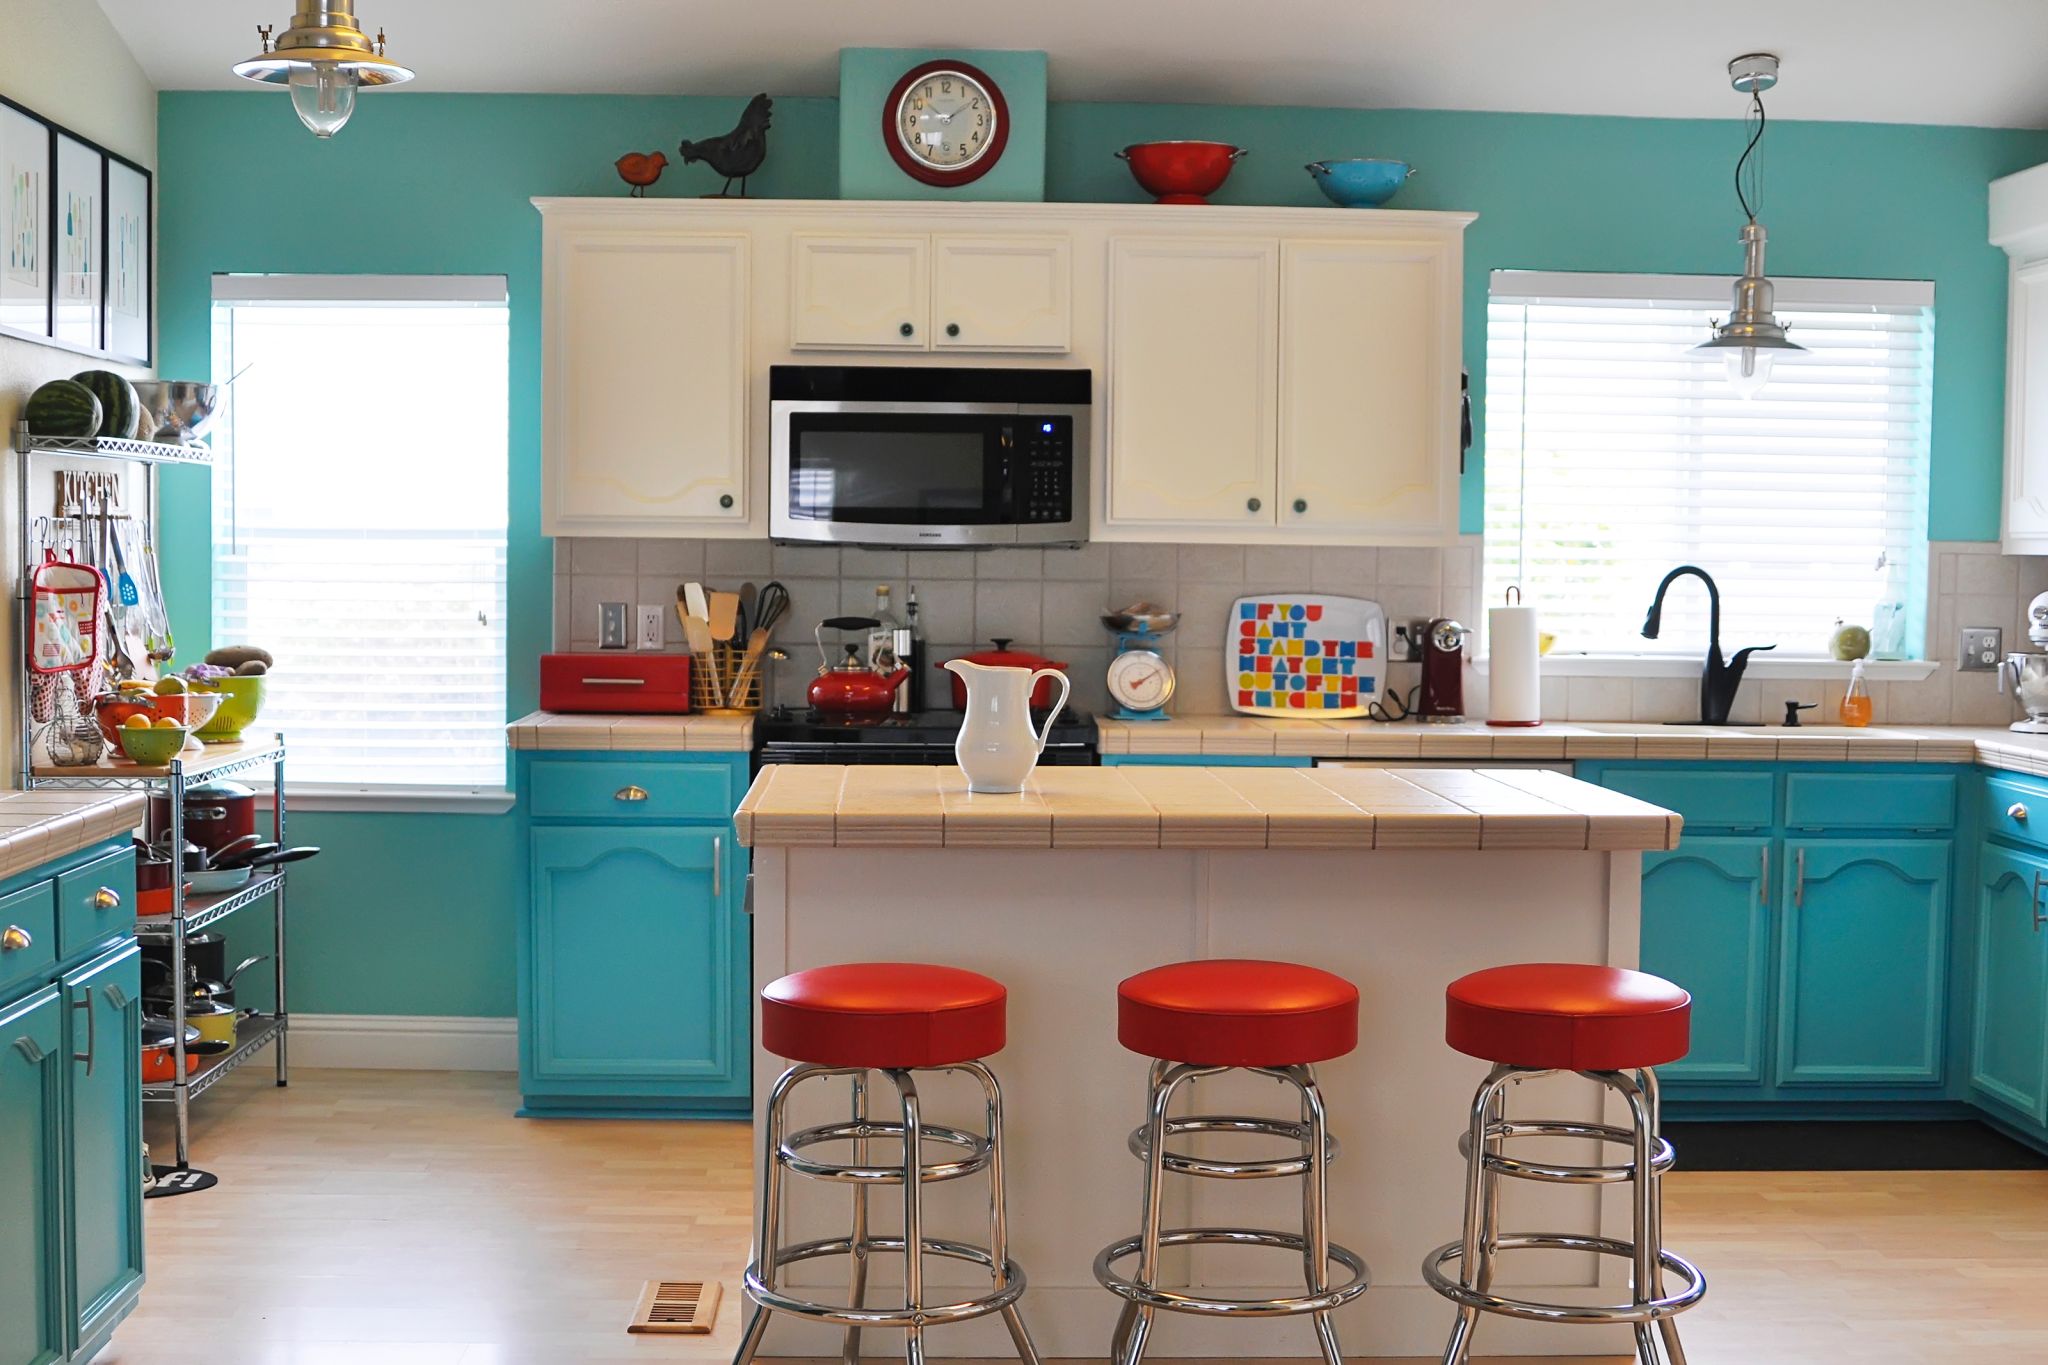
[808, 617, 911, 716]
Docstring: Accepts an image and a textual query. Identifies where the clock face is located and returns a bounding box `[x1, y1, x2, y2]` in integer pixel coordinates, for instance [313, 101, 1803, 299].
[883, 60, 1009, 187]
[1108, 649, 1175, 712]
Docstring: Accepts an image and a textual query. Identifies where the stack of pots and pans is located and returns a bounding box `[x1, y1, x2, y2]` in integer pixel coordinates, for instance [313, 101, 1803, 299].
[142, 946, 267, 1054]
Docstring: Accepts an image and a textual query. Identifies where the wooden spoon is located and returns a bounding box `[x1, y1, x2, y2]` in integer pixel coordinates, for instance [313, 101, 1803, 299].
[679, 612, 723, 707]
[726, 627, 772, 707]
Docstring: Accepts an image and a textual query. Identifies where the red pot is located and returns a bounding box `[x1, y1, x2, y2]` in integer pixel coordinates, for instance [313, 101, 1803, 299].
[940, 640, 1067, 710]
[1116, 141, 1249, 204]
[146, 779, 258, 855]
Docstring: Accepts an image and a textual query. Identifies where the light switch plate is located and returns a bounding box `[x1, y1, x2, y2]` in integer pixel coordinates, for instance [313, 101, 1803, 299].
[1960, 626, 2002, 671]
[636, 605, 665, 651]
[598, 601, 629, 650]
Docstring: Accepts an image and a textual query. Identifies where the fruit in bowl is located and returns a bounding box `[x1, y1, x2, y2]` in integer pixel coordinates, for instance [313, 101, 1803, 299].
[117, 718, 191, 765]
[186, 649, 272, 741]
[94, 687, 222, 746]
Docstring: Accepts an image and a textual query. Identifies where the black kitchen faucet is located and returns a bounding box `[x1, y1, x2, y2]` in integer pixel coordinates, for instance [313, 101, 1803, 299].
[1641, 565, 1775, 725]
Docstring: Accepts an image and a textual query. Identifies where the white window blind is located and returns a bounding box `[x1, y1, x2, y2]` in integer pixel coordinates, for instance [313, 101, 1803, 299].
[211, 275, 509, 791]
[1483, 271, 1933, 660]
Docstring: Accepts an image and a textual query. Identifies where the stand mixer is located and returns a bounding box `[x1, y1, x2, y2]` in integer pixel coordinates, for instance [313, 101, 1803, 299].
[2001, 590, 2048, 733]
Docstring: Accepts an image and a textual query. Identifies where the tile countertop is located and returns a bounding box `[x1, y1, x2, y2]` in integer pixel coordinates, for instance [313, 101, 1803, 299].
[734, 764, 1681, 852]
[506, 711, 753, 752]
[0, 790, 146, 881]
[1098, 716, 2048, 771]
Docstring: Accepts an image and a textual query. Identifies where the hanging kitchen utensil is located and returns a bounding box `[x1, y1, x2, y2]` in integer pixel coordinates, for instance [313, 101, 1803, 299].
[109, 514, 139, 607]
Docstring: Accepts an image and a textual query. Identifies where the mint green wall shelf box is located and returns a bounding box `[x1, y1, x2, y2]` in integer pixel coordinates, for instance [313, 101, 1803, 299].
[840, 48, 1047, 201]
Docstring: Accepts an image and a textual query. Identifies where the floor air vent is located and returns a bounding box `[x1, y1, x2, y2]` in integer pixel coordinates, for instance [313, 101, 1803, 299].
[627, 1278, 723, 1334]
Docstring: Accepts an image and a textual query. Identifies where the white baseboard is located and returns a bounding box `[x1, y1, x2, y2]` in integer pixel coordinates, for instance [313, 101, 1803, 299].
[289, 1014, 518, 1072]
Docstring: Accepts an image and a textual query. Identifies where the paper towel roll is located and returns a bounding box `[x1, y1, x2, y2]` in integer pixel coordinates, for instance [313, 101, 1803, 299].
[1488, 604, 1542, 727]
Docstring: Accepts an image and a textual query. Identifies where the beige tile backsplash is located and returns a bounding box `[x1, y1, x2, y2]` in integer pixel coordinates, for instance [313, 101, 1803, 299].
[553, 535, 2046, 727]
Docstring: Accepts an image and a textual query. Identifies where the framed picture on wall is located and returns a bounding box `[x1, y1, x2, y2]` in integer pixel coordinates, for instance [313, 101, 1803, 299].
[105, 155, 149, 364]
[0, 97, 50, 341]
[52, 131, 103, 351]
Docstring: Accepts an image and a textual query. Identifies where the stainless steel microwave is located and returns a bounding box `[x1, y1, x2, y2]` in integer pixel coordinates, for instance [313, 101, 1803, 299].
[769, 365, 1090, 547]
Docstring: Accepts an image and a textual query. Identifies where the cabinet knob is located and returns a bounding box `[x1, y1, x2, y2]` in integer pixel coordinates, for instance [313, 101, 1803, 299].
[615, 785, 650, 803]
[0, 925, 28, 952]
[2012, 802, 2031, 822]
[1247, 497, 1262, 513]
[899, 322, 915, 337]
[945, 323, 960, 338]
[718, 493, 734, 510]
[90, 887, 120, 912]
[1293, 498, 1308, 514]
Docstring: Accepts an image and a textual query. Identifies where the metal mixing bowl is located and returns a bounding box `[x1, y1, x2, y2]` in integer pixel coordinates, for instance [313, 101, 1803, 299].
[131, 380, 221, 443]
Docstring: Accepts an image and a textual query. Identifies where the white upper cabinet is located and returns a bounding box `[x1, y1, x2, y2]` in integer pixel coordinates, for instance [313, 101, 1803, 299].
[1107, 237, 1279, 528]
[1278, 237, 1460, 539]
[542, 223, 749, 537]
[790, 235, 931, 349]
[932, 236, 1073, 352]
[1994, 163, 2048, 553]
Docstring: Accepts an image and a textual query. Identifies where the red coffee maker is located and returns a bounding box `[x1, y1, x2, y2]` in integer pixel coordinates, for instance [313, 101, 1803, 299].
[1418, 618, 1468, 722]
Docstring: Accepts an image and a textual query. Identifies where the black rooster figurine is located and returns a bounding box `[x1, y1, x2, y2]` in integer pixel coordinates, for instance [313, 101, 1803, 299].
[678, 93, 772, 198]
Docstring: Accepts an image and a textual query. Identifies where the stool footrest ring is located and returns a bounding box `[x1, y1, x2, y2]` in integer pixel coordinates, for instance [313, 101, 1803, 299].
[746, 1235, 1026, 1328]
[1455, 1118, 1676, 1185]
[1422, 1233, 1705, 1324]
[1094, 1227, 1370, 1317]
[779, 1118, 991, 1184]
[1127, 1113, 1341, 1180]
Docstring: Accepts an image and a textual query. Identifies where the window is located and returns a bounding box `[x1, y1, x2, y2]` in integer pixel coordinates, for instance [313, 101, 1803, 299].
[1483, 271, 1934, 660]
[211, 275, 509, 794]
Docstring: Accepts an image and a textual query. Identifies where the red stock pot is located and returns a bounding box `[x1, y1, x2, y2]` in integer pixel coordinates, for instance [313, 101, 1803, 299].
[147, 779, 258, 856]
[940, 640, 1067, 710]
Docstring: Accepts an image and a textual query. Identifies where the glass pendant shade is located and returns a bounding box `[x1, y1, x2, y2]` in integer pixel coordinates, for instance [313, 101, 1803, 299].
[1693, 221, 1804, 399]
[1722, 347, 1776, 400]
[287, 63, 357, 138]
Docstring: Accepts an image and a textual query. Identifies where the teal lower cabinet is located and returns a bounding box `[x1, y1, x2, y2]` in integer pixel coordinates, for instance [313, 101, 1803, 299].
[1640, 837, 1772, 1085]
[0, 839, 144, 1364]
[1775, 838, 1949, 1087]
[1969, 844, 2048, 1123]
[517, 751, 751, 1117]
[1585, 762, 1961, 1110]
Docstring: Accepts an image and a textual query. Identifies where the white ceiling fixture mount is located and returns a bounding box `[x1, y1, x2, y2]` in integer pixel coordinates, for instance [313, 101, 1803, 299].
[1693, 52, 1805, 399]
[231, 3, 414, 139]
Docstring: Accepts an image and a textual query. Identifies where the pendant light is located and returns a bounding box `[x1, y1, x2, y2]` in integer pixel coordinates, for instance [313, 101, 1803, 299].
[1693, 53, 1803, 399]
[231, 4, 414, 139]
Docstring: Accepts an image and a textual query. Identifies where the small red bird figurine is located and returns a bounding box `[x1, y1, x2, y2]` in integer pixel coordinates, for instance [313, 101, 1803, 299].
[614, 151, 668, 197]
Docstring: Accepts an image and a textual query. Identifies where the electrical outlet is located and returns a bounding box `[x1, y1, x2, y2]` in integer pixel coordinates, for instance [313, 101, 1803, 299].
[1389, 618, 1429, 663]
[598, 601, 629, 650]
[636, 605, 665, 651]
[1959, 626, 2002, 672]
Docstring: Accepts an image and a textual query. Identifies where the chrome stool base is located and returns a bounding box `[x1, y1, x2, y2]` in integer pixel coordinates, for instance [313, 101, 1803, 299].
[1423, 1065, 1701, 1365]
[1094, 1062, 1368, 1365]
[733, 1062, 1043, 1365]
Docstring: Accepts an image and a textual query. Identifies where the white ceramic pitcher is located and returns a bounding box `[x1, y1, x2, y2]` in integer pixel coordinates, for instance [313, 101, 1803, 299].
[942, 659, 1072, 793]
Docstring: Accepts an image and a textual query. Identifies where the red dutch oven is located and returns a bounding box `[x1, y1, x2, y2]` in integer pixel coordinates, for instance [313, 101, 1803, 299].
[1115, 141, 1249, 204]
[146, 779, 258, 856]
[940, 640, 1068, 710]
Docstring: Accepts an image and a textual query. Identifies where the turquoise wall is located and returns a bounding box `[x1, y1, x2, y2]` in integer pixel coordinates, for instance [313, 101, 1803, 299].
[156, 90, 2048, 1016]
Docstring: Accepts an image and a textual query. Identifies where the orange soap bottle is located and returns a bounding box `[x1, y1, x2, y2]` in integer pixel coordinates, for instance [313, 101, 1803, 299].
[1839, 659, 1872, 728]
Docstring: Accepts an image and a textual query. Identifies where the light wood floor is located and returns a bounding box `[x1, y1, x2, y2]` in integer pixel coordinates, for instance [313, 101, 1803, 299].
[105, 1068, 2048, 1364]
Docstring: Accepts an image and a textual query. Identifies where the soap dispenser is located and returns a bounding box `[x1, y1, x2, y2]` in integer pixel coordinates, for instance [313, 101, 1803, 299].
[1839, 659, 1872, 728]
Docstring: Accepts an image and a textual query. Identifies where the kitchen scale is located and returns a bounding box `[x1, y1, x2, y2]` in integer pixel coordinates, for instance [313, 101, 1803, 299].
[1102, 607, 1178, 722]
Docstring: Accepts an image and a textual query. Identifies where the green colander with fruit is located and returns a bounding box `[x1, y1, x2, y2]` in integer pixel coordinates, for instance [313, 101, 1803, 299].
[184, 646, 271, 742]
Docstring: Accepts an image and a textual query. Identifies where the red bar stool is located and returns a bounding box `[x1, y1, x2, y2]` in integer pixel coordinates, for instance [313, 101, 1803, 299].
[1093, 960, 1370, 1365]
[1421, 963, 1706, 1365]
[733, 963, 1041, 1365]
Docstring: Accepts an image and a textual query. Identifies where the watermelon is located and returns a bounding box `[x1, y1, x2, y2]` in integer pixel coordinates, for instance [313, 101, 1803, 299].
[70, 370, 142, 440]
[23, 380, 102, 439]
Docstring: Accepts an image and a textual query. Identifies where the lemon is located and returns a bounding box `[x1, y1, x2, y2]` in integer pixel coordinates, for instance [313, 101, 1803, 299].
[155, 717, 184, 730]
[122, 714, 152, 729]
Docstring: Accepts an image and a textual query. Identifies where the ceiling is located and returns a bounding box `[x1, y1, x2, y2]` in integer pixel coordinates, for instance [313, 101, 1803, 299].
[96, 0, 2048, 129]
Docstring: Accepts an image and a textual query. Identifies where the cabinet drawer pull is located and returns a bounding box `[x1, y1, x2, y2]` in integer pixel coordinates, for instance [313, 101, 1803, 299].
[2033, 872, 2048, 933]
[712, 835, 723, 899]
[946, 322, 961, 338]
[70, 994, 94, 1075]
[899, 322, 915, 337]
[1246, 497, 1262, 513]
[1293, 498, 1308, 514]
[614, 785, 649, 803]
[0, 925, 29, 952]
[581, 677, 646, 687]
[2012, 802, 2031, 823]
[91, 886, 121, 912]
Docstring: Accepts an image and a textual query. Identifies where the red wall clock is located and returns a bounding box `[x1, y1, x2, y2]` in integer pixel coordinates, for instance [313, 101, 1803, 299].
[883, 59, 1010, 188]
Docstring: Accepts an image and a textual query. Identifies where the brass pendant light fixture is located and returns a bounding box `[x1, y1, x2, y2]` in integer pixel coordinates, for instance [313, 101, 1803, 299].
[1693, 53, 1804, 399]
[231, 4, 414, 140]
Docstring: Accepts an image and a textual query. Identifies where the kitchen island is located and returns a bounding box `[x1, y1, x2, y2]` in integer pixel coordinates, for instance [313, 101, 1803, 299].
[735, 764, 1682, 1359]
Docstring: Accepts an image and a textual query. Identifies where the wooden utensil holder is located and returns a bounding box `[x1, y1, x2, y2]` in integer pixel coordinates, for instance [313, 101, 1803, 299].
[691, 639, 761, 716]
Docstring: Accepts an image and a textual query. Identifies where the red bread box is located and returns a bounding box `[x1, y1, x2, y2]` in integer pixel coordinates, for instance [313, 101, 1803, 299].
[539, 653, 692, 714]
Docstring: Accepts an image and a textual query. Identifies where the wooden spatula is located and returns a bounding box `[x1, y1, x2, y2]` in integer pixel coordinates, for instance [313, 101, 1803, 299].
[708, 591, 740, 643]
[726, 627, 772, 706]
[679, 611, 723, 707]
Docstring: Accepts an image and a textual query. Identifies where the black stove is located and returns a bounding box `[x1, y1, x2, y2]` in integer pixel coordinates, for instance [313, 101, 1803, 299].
[754, 706, 1099, 768]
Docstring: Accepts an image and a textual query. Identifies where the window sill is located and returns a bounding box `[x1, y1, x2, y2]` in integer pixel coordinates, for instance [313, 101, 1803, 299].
[1472, 655, 1940, 682]
[251, 785, 517, 815]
